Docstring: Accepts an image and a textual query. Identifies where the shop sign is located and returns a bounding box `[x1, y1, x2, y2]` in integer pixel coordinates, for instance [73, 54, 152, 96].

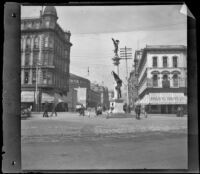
[149, 93, 187, 104]
[21, 91, 35, 102]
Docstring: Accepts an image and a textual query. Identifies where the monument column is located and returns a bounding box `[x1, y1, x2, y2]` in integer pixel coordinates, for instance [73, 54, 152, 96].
[110, 38, 124, 114]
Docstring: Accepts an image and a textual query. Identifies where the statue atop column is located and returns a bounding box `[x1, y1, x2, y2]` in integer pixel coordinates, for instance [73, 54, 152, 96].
[112, 38, 120, 57]
[111, 71, 122, 99]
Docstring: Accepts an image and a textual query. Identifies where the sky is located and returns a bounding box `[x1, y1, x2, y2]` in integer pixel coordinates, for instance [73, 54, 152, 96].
[21, 5, 187, 91]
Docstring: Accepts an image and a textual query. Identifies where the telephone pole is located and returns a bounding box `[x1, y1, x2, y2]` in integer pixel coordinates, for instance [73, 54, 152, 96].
[120, 47, 132, 105]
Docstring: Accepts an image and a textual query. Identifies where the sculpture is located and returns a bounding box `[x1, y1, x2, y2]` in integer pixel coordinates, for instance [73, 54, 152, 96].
[112, 38, 120, 57]
[111, 71, 122, 99]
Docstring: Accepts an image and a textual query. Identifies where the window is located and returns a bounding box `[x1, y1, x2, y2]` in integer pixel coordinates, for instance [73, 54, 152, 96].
[46, 21, 50, 27]
[44, 36, 48, 47]
[26, 37, 31, 49]
[43, 52, 48, 65]
[34, 36, 39, 49]
[173, 74, 179, 87]
[33, 53, 39, 66]
[42, 70, 47, 84]
[173, 56, 178, 68]
[49, 37, 54, 48]
[163, 56, 168, 67]
[152, 56, 157, 67]
[21, 23, 24, 30]
[162, 74, 170, 88]
[48, 72, 52, 84]
[32, 70, 36, 84]
[24, 71, 29, 84]
[152, 75, 158, 87]
[25, 53, 30, 66]
[27, 22, 32, 29]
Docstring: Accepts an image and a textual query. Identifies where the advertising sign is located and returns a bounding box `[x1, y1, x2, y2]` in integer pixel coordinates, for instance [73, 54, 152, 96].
[21, 91, 35, 102]
[149, 93, 187, 105]
[42, 93, 55, 103]
[75, 88, 87, 107]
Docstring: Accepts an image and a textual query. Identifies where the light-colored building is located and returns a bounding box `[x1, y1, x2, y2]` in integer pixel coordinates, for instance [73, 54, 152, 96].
[68, 73, 90, 110]
[128, 69, 138, 108]
[135, 45, 187, 114]
[21, 6, 72, 111]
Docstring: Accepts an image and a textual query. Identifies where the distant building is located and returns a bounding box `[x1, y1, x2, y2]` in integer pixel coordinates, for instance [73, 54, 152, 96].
[21, 6, 72, 111]
[90, 83, 109, 109]
[68, 73, 90, 110]
[128, 69, 138, 108]
[135, 45, 187, 114]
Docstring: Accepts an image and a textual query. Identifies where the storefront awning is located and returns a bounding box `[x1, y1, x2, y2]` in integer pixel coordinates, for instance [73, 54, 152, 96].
[138, 93, 187, 105]
[148, 93, 187, 105]
[21, 91, 35, 102]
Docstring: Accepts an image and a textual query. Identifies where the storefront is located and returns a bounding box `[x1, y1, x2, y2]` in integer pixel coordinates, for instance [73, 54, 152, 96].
[41, 92, 68, 112]
[21, 91, 35, 109]
[139, 93, 187, 114]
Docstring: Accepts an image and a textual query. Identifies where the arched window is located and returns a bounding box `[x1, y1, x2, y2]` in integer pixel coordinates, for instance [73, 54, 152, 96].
[162, 74, 170, 88]
[34, 36, 39, 49]
[26, 37, 31, 49]
[44, 36, 48, 48]
[173, 74, 179, 87]
[49, 37, 54, 48]
[152, 74, 158, 87]
[25, 53, 30, 66]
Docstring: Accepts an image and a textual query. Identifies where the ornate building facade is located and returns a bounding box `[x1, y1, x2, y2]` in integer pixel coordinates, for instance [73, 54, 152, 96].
[135, 45, 187, 114]
[21, 6, 72, 111]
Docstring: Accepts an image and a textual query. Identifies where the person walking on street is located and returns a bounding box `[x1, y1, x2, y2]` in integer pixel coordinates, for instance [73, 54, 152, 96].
[51, 103, 57, 117]
[135, 105, 138, 119]
[43, 102, 49, 117]
[144, 105, 148, 118]
[138, 105, 141, 119]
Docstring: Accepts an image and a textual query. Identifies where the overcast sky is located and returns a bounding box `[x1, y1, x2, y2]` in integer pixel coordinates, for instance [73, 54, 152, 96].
[21, 5, 187, 91]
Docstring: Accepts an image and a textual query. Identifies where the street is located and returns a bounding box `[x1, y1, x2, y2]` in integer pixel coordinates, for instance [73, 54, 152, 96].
[21, 112, 187, 170]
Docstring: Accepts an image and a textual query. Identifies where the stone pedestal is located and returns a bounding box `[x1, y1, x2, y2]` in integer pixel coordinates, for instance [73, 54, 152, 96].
[110, 98, 124, 113]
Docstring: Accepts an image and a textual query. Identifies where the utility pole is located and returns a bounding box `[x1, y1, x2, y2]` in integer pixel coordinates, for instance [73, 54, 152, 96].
[35, 60, 42, 111]
[120, 47, 132, 105]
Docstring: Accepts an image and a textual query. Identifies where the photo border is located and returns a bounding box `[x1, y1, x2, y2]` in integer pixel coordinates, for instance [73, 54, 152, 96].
[2, 1, 199, 173]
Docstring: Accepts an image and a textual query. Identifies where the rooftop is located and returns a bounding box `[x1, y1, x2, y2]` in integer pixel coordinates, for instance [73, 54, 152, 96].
[145, 45, 187, 49]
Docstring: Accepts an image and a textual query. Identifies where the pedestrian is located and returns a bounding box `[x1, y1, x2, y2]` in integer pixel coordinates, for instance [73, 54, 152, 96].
[51, 103, 57, 117]
[137, 105, 141, 120]
[135, 105, 139, 119]
[43, 102, 49, 117]
[144, 105, 148, 118]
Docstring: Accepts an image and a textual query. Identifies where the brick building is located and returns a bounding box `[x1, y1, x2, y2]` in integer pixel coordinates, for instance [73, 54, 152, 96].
[21, 6, 72, 111]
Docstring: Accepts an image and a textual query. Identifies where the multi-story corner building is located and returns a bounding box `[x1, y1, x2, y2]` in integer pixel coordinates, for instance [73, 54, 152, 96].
[90, 83, 109, 109]
[21, 6, 72, 111]
[128, 69, 138, 108]
[135, 45, 187, 114]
